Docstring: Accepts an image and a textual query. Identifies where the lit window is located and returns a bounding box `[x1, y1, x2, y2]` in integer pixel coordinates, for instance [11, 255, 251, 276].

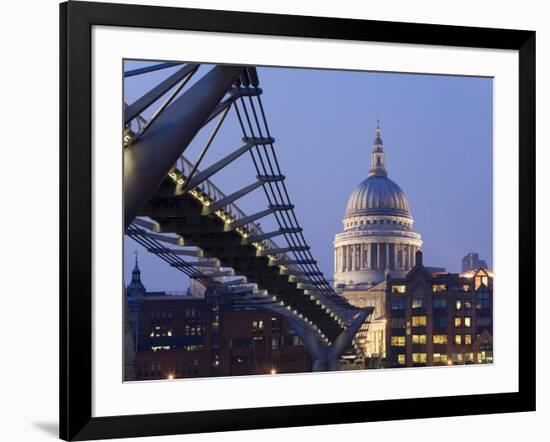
[455, 299, 462, 310]
[397, 354, 405, 365]
[475, 276, 489, 290]
[391, 336, 406, 346]
[412, 334, 427, 344]
[392, 285, 406, 294]
[464, 299, 472, 309]
[455, 334, 462, 345]
[432, 284, 446, 293]
[463, 284, 470, 292]
[464, 316, 471, 328]
[464, 352, 474, 362]
[412, 353, 427, 364]
[433, 335, 448, 344]
[412, 316, 427, 327]
[433, 353, 448, 363]
[252, 320, 264, 332]
[412, 298, 425, 309]
[465, 334, 472, 345]
[454, 317, 462, 327]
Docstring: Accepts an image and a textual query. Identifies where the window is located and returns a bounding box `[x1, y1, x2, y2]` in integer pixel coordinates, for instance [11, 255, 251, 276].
[392, 285, 406, 294]
[390, 298, 406, 310]
[463, 284, 470, 292]
[454, 334, 462, 345]
[433, 353, 448, 363]
[433, 299, 447, 309]
[391, 336, 406, 346]
[232, 355, 250, 366]
[475, 275, 489, 290]
[230, 338, 252, 349]
[412, 316, 427, 327]
[253, 336, 265, 349]
[412, 334, 427, 344]
[271, 337, 279, 350]
[412, 353, 427, 364]
[433, 334, 448, 344]
[476, 317, 491, 327]
[452, 353, 464, 362]
[397, 354, 406, 365]
[432, 284, 446, 293]
[464, 316, 472, 328]
[464, 352, 475, 362]
[434, 316, 447, 328]
[455, 299, 462, 310]
[252, 319, 264, 333]
[465, 334, 472, 345]
[390, 318, 406, 328]
[411, 298, 425, 309]
[464, 299, 472, 309]
[454, 317, 462, 327]
[271, 317, 281, 334]
[476, 292, 490, 309]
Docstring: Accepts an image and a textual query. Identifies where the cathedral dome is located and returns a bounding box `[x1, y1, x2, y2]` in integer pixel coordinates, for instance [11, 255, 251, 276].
[345, 175, 411, 219]
[333, 122, 422, 288]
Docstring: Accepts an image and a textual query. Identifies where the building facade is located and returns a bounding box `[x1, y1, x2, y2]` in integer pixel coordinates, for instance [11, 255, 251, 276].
[335, 124, 422, 363]
[386, 251, 493, 368]
[126, 257, 311, 380]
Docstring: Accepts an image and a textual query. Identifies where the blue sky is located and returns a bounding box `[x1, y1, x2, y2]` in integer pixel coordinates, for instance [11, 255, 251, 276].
[124, 61, 493, 292]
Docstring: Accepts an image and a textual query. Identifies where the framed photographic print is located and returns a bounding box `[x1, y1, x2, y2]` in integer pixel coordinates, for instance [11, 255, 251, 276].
[60, 1, 536, 440]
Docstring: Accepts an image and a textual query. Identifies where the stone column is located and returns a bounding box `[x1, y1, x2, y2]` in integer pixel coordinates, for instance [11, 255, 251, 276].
[376, 243, 380, 269]
[365, 243, 372, 269]
[386, 243, 390, 270]
[342, 245, 347, 272]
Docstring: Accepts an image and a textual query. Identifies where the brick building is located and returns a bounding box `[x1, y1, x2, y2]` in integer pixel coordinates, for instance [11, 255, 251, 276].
[386, 251, 493, 368]
[126, 257, 311, 380]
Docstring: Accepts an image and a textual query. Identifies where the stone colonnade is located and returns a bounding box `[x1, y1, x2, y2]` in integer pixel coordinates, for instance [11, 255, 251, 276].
[334, 242, 419, 273]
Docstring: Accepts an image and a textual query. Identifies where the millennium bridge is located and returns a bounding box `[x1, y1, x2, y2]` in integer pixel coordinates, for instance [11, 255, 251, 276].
[124, 63, 373, 372]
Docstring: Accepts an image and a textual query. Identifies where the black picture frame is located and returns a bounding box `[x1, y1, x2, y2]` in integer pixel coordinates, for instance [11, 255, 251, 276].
[60, 1, 536, 440]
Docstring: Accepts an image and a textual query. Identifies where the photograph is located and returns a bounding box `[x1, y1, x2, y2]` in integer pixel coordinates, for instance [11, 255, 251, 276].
[123, 61, 494, 381]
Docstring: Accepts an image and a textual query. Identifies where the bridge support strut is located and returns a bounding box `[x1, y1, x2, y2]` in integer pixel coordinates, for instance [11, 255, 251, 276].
[124, 65, 243, 228]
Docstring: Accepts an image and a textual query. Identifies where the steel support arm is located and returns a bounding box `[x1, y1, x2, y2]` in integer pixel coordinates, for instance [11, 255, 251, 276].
[124, 64, 198, 124]
[124, 62, 181, 78]
[124, 65, 243, 228]
[225, 204, 294, 231]
[258, 246, 309, 257]
[203, 269, 235, 278]
[242, 227, 302, 245]
[327, 308, 373, 361]
[203, 180, 264, 214]
[146, 247, 202, 257]
[269, 259, 317, 266]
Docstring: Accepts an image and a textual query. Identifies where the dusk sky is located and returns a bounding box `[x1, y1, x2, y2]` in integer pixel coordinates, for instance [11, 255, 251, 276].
[124, 61, 493, 292]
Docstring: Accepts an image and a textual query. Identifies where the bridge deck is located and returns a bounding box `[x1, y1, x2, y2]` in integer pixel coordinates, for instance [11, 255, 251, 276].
[140, 177, 346, 342]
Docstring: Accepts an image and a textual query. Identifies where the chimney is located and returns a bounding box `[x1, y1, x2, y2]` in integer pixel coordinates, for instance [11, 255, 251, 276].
[415, 250, 423, 266]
